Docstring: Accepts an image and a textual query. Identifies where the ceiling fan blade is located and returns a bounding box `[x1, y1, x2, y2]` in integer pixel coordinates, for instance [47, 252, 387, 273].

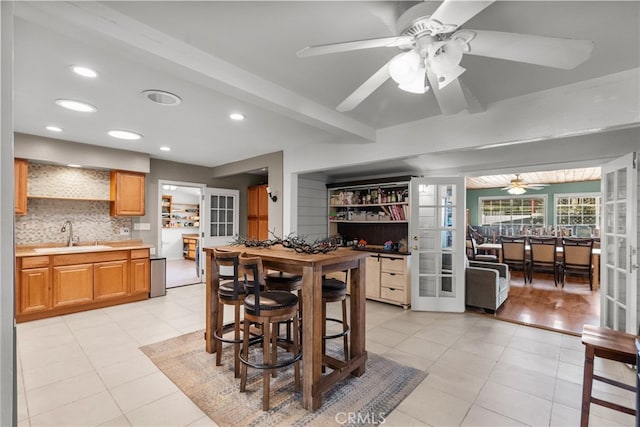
[524, 184, 550, 189]
[426, 69, 468, 115]
[428, 0, 495, 34]
[297, 36, 412, 58]
[464, 30, 593, 69]
[337, 59, 393, 112]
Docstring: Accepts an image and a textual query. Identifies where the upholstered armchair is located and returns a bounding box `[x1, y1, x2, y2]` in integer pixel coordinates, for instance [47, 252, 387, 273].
[465, 260, 510, 313]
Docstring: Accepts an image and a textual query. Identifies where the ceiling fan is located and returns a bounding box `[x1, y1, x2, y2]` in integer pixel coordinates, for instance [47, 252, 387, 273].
[297, 0, 593, 115]
[502, 174, 549, 195]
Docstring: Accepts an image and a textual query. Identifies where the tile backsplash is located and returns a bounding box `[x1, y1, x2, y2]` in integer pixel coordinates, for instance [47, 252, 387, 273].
[15, 163, 132, 245]
[28, 163, 110, 199]
[15, 199, 132, 245]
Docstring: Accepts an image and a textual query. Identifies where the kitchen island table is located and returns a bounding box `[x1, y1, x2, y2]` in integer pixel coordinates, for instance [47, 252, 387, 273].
[203, 245, 369, 411]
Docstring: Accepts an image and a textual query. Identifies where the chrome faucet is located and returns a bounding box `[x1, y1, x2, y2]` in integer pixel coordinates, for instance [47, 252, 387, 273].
[61, 220, 73, 246]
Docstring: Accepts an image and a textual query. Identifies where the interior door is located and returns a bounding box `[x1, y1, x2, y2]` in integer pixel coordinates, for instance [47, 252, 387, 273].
[200, 188, 239, 275]
[410, 177, 466, 312]
[601, 153, 638, 333]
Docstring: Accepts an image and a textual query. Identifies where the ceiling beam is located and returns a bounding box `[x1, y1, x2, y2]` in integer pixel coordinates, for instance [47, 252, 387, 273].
[15, 1, 376, 142]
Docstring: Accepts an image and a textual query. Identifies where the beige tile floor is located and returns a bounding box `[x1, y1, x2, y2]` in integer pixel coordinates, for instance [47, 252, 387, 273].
[16, 283, 636, 426]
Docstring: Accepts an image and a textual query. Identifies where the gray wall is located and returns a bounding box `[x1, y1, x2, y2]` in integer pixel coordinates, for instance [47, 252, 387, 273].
[135, 158, 264, 249]
[297, 176, 328, 241]
[1, 2, 16, 425]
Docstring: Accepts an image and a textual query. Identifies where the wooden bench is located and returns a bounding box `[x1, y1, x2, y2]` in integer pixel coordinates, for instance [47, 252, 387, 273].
[580, 324, 637, 426]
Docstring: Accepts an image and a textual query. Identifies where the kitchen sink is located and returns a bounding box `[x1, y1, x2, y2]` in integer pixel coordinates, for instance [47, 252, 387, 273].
[33, 245, 112, 253]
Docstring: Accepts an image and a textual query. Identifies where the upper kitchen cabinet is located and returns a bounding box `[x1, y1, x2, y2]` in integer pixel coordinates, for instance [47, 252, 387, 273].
[110, 170, 145, 216]
[14, 158, 28, 215]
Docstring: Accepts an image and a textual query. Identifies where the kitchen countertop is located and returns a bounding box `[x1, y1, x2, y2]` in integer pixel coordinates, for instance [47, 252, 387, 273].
[16, 240, 153, 257]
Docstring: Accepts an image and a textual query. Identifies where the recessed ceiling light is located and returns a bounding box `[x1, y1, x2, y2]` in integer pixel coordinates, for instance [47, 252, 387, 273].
[71, 65, 98, 78]
[159, 146, 171, 151]
[142, 90, 182, 106]
[55, 99, 97, 113]
[107, 130, 143, 140]
[45, 125, 63, 132]
[229, 113, 245, 121]
[67, 164, 82, 168]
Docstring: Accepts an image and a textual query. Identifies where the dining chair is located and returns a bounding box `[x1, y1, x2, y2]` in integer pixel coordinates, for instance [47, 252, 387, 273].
[561, 237, 594, 289]
[238, 254, 301, 411]
[500, 236, 530, 283]
[529, 236, 562, 285]
[467, 231, 498, 262]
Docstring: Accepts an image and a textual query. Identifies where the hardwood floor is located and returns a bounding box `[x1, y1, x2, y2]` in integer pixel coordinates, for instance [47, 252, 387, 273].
[468, 270, 600, 336]
[166, 258, 201, 288]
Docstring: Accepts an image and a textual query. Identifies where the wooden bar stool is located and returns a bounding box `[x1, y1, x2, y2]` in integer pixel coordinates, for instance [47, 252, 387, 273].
[321, 272, 350, 371]
[265, 272, 303, 343]
[238, 254, 301, 411]
[580, 325, 637, 427]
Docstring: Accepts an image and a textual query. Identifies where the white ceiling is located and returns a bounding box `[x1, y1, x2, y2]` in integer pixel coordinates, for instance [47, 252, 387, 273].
[466, 167, 601, 189]
[11, 1, 640, 172]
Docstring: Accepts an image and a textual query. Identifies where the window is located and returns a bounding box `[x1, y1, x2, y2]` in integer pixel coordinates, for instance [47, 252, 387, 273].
[555, 193, 600, 237]
[479, 195, 547, 235]
[209, 195, 235, 237]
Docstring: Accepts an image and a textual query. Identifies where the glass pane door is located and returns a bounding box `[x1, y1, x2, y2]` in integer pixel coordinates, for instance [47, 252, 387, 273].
[410, 177, 466, 312]
[601, 153, 638, 333]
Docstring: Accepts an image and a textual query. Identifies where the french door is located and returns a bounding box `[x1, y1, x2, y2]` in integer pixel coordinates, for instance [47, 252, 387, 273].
[601, 153, 638, 334]
[410, 177, 466, 312]
[200, 188, 239, 274]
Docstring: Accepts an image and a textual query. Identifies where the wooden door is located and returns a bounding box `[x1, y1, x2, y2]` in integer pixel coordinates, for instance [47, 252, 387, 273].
[93, 260, 129, 300]
[247, 184, 269, 240]
[52, 264, 93, 307]
[14, 158, 28, 215]
[18, 268, 50, 314]
[110, 170, 145, 216]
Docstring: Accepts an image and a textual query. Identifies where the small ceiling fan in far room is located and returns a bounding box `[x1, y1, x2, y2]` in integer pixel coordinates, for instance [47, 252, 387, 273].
[296, 0, 594, 115]
[502, 174, 549, 195]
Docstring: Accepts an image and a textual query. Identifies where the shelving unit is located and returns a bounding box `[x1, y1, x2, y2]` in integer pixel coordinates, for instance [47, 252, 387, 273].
[170, 203, 200, 228]
[162, 195, 200, 228]
[327, 180, 410, 245]
[326, 177, 412, 308]
[161, 195, 172, 228]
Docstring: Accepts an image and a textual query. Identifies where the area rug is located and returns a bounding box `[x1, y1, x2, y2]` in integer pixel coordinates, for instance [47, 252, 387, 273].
[140, 330, 427, 426]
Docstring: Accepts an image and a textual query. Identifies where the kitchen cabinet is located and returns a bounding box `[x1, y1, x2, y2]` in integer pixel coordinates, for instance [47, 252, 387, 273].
[182, 235, 198, 260]
[16, 246, 151, 322]
[93, 260, 128, 301]
[365, 256, 381, 299]
[130, 252, 150, 295]
[19, 267, 50, 314]
[14, 158, 28, 215]
[110, 170, 145, 216]
[247, 184, 269, 240]
[52, 264, 93, 308]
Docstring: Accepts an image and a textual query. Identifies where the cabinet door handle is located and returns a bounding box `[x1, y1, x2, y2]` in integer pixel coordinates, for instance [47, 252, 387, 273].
[389, 273, 396, 276]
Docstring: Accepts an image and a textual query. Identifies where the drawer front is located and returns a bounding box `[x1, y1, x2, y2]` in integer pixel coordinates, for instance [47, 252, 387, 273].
[380, 257, 405, 274]
[21, 256, 50, 269]
[380, 286, 406, 304]
[380, 271, 405, 289]
[130, 248, 150, 259]
[54, 250, 128, 266]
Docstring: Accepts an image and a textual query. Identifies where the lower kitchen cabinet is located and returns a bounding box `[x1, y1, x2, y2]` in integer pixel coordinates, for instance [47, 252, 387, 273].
[94, 260, 129, 301]
[130, 256, 150, 295]
[335, 252, 411, 309]
[16, 247, 151, 322]
[19, 267, 51, 314]
[52, 264, 93, 307]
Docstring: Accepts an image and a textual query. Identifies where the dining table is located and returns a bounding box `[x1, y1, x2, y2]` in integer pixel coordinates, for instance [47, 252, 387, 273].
[203, 244, 370, 411]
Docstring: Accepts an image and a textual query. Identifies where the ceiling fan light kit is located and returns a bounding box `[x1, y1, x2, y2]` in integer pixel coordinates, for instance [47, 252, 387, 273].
[297, 0, 593, 115]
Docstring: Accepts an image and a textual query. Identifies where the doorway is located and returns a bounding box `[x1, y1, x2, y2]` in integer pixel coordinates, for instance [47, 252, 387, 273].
[158, 180, 204, 289]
